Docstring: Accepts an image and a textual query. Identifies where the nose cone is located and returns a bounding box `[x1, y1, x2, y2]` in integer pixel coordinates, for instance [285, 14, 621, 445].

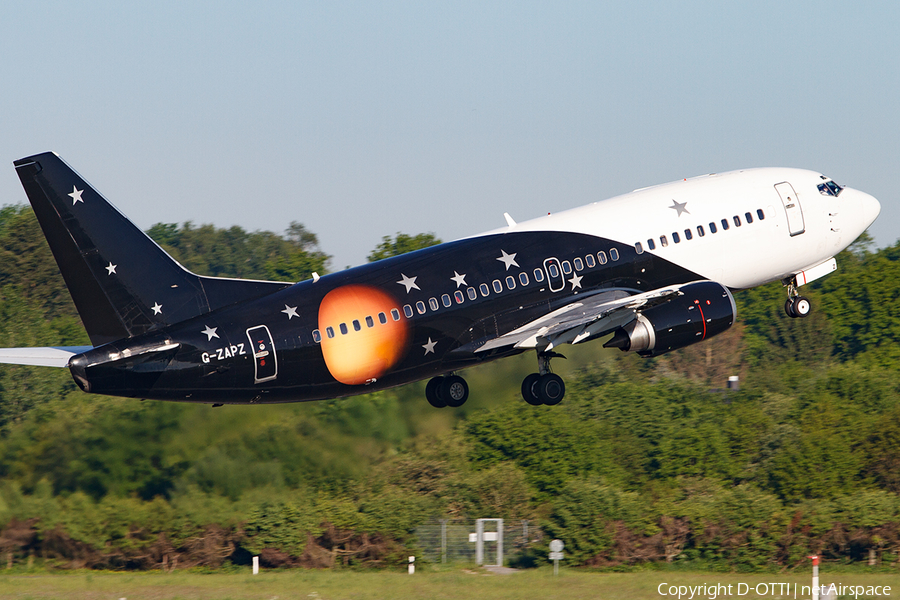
[844, 188, 881, 237]
[860, 190, 882, 229]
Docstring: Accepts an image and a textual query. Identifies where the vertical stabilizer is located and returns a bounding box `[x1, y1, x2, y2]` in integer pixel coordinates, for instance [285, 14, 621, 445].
[14, 152, 289, 346]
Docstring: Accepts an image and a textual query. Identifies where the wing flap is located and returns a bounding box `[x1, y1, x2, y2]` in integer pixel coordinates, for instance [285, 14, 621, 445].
[475, 283, 695, 353]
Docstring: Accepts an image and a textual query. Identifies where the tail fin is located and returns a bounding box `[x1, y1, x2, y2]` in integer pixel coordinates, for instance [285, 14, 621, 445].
[14, 152, 290, 346]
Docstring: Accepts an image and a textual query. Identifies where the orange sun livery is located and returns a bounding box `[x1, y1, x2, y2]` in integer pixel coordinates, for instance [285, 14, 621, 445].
[318, 285, 410, 385]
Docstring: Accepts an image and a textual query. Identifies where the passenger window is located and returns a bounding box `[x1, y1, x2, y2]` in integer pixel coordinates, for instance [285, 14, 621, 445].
[442, 294, 452, 308]
[647, 239, 656, 250]
[635, 241, 644, 254]
[585, 254, 596, 268]
[733, 215, 741, 227]
[365, 316, 374, 328]
[340, 323, 349, 335]
[757, 208, 765, 220]
[403, 305, 414, 318]
[429, 297, 439, 311]
[391, 308, 400, 321]
[378, 312, 387, 324]
[660, 235, 668, 247]
[684, 228, 692, 240]
[697, 225, 705, 237]
[467, 287, 478, 300]
[352, 320, 362, 331]
[573, 257, 584, 271]
[709, 222, 717, 233]
[312, 329, 322, 343]
[610, 248, 619, 261]
[519, 272, 529, 286]
[492, 280, 503, 293]
[745, 211, 753, 224]
[548, 263, 559, 278]
[416, 301, 426, 315]
[506, 275, 516, 290]
[533, 268, 545, 282]
[326, 326, 335, 339]
[673, 231, 681, 243]
[720, 219, 730, 231]
[480, 283, 490, 297]
[598, 251, 608, 265]
[562, 261, 572, 274]
[455, 290, 465, 304]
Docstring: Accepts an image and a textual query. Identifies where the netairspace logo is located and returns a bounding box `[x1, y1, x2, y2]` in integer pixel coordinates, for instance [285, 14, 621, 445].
[657, 582, 892, 599]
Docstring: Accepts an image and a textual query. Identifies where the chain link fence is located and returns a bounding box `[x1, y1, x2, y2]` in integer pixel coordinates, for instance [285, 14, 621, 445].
[413, 518, 543, 565]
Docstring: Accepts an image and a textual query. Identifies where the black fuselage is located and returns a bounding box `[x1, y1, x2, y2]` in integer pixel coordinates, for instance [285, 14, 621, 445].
[70, 230, 699, 403]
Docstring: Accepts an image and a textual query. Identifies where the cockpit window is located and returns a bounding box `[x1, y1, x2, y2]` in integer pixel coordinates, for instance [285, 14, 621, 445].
[817, 178, 843, 197]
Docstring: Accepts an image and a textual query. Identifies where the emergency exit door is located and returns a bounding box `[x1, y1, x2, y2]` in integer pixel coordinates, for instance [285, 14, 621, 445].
[246, 325, 277, 383]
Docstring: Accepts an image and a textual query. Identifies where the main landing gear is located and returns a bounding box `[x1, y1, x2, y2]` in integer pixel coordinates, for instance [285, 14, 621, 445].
[425, 374, 469, 408]
[784, 278, 811, 319]
[521, 351, 566, 406]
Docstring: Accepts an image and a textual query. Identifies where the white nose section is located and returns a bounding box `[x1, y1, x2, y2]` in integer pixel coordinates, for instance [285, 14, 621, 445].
[861, 191, 882, 229]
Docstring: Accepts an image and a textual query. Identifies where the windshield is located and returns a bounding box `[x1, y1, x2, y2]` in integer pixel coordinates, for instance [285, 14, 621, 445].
[817, 177, 843, 197]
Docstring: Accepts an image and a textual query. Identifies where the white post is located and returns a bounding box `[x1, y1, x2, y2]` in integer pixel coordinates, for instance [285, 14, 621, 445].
[408, 556, 415, 574]
[440, 519, 447, 564]
[810, 555, 819, 600]
[476, 519, 484, 565]
[252, 555, 259, 575]
[496, 519, 504, 567]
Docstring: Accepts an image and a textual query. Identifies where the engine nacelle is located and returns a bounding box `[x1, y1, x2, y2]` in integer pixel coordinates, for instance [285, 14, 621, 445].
[603, 281, 736, 357]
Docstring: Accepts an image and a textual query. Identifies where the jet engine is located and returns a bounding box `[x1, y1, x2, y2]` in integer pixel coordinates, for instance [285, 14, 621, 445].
[603, 281, 736, 357]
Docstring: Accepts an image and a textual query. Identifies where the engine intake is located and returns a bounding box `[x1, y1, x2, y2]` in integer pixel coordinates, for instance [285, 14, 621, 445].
[603, 281, 736, 357]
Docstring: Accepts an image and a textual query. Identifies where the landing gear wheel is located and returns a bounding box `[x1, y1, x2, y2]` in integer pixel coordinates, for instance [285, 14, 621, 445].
[538, 373, 565, 405]
[785, 298, 797, 318]
[522, 373, 542, 406]
[793, 296, 811, 318]
[425, 377, 446, 408]
[441, 375, 469, 407]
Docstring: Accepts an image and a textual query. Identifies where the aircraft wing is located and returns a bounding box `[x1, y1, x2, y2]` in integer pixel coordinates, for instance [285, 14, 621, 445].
[0, 347, 92, 367]
[474, 283, 694, 353]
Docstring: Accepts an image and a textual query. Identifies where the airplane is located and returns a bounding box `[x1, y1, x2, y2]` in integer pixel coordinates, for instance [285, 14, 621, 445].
[0, 152, 880, 408]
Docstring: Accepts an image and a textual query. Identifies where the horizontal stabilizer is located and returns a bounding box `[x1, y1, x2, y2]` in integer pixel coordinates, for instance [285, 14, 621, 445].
[0, 347, 93, 367]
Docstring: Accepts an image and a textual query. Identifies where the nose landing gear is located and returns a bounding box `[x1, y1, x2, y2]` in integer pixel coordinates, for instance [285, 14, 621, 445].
[521, 351, 566, 406]
[784, 278, 811, 318]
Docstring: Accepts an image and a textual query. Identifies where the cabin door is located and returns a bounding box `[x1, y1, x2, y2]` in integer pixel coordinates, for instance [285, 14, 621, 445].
[775, 182, 805, 236]
[246, 325, 278, 383]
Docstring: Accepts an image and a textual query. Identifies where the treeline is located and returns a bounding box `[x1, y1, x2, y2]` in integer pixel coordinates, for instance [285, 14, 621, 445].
[0, 204, 899, 571]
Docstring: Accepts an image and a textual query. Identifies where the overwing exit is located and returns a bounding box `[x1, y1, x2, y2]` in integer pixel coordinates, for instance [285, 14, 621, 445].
[0, 153, 880, 407]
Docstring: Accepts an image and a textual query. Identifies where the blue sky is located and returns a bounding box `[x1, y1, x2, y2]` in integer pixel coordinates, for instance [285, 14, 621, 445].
[1, 1, 897, 270]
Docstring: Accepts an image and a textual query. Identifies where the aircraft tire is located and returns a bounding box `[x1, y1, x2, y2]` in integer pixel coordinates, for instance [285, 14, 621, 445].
[522, 373, 543, 405]
[784, 298, 797, 318]
[538, 373, 565, 405]
[425, 376, 447, 408]
[793, 296, 811, 318]
[442, 375, 469, 407]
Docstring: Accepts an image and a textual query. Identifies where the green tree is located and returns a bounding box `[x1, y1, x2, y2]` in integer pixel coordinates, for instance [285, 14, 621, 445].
[367, 232, 441, 262]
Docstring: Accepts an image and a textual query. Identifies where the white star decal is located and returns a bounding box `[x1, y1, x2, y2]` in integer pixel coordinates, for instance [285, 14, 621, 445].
[422, 337, 437, 355]
[201, 325, 219, 340]
[569, 273, 583, 290]
[282, 304, 299, 319]
[496, 250, 519, 271]
[669, 199, 690, 217]
[105, 262, 117, 275]
[396, 273, 420, 293]
[451, 271, 467, 288]
[151, 302, 163, 315]
[68, 186, 84, 205]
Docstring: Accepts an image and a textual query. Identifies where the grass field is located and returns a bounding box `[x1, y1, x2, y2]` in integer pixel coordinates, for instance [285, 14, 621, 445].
[0, 568, 897, 600]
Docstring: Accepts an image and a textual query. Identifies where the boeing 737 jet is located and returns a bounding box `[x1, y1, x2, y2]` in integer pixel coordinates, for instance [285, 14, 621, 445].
[0, 152, 880, 407]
